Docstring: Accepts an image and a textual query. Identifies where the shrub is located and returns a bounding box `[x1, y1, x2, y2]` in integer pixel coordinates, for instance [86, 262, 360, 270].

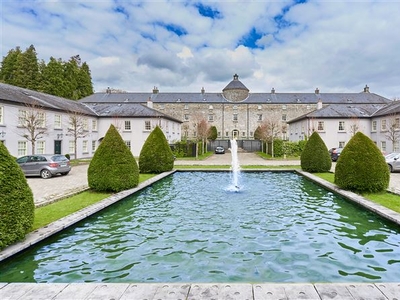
[65, 153, 70, 160]
[88, 124, 139, 192]
[335, 132, 389, 193]
[300, 131, 332, 172]
[0, 143, 35, 250]
[139, 126, 174, 173]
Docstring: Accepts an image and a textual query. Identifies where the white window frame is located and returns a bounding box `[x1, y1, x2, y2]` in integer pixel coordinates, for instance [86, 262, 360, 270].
[54, 114, 62, 129]
[317, 121, 325, 131]
[92, 119, 98, 131]
[18, 110, 27, 126]
[69, 141, 75, 154]
[338, 121, 345, 131]
[37, 112, 46, 128]
[124, 120, 131, 131]
[125, 140, 131, 149]
[82, 140, 88, 153]
[83, 119, 89, 131]
[381, 141, 386, 153]
[0, 106, 3, 124]
[208, 114, 214, 121]
[92, 140, 97, 152]
[381, 119, 387, 131]
[36, 141, 45, 154]
[372, 120, 377, 132]
[233, 113, 238, 121]
[18, 141, 27, 156]
[144, 121, 151, 131]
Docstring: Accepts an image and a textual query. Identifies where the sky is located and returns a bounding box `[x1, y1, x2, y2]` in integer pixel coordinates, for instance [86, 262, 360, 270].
[1, 0, 400, 99]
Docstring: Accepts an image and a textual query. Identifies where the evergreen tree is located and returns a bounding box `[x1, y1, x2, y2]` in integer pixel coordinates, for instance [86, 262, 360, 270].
[208, 125, 218, 141]
[139, 126, 174, 173]
[300, 131, 332, 172]
[0, 46, 22, 84]
[78, 62, 94, 97]
[39, 57, 68, 96]
[14, 45, 39, 90]
[0, 142, 35, 250]
[335, 132, 389, 193]
[88, 125, 139, 192]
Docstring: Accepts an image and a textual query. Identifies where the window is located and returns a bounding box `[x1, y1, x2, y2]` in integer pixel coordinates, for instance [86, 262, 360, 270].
[92, 120, 98, 131]
[36, 141, 45, 154]
[396, 118, 400, 129]
[83, 119, 89, 131]
[233, 113, 238, 121]
[18, 141, 27, 156]
[184, 114, 189, 121]
[339, 141, 345, 148]
[125, 140, 131, 149]
[69, 141, 75, 154]
[144, 121, 151, 131]
[257, 114, 263, 121]
[282, 105, 287, 110]
[225, 131, 229, 137]
[208, 114, 214, 121]
[372, 120, 377, 131]
[395, 141, 400, 152]
[242, 131, 246, 137]
[54, 114, 62, 129]
[381, 141, 386, 152]
[92, 140, 97, 152]
[257, 105, 262, 110]
[37, 112, 46, 128]
[82, 140, 88, 153]
[209, 105, 213, 110]
[381, 119, 387, 131]
[317, 121, 325, 131]
[217, 131, 221, 137]
[184, 104, 189, 110]
[124, 120, 131, 131]
[250, 131, 254, 137]
[282, 114, 287, 121]
[18, 110, 27, 126]
[338, 121, 345, 131]
[0, 106, 4, 124]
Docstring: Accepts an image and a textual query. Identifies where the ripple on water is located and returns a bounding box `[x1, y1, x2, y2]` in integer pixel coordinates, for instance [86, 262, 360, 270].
[0, 172, 399, 283]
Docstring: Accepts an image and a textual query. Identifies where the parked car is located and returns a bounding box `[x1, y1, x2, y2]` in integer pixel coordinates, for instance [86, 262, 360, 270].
[16, 154, 71, 179]
[215, 146, 225, 154]
[385, 153, 400, 173]
[329, 147, 343, 162]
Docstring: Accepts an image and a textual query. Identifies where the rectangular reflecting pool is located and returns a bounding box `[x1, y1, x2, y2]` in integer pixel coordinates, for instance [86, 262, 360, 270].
[1, 172, 399, 283]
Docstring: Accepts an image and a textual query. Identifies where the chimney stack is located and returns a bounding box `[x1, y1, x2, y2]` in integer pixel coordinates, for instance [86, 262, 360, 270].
[315, 88, 319, 94]
[152, 86, 159, 94]
[364, 85, 370, 93]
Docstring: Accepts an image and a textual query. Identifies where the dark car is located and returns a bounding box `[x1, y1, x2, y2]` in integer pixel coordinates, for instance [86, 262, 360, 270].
[329, 147, 343, 162]
[215, 146, 225, 154]
[16, 154, 71, 179]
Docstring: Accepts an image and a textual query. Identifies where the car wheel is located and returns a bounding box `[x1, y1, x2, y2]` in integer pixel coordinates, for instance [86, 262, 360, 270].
[40, 169, 52, 179]
[388, 164, 393, 173]
[61, 172, 69, 176]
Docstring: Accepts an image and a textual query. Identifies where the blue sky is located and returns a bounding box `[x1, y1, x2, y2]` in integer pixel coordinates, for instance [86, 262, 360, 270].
[1, 0, 400, 99]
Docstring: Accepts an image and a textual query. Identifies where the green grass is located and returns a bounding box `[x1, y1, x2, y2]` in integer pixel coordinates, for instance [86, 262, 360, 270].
[314, 172, 400, 213]
[32, 173, 156, 231]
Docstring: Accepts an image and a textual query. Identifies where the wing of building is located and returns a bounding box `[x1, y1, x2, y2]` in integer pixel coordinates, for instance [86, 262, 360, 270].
[0, 75, 396, 158]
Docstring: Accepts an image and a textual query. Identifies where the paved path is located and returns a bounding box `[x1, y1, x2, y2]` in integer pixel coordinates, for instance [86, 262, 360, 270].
[28, 152, 400, 206]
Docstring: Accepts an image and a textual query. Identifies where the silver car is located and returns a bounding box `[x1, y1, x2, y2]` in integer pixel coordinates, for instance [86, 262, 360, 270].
[385, 153, 400, 173]
[16, 154, 71, 179]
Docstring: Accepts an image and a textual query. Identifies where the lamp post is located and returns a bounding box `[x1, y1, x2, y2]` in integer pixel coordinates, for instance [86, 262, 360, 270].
[0, 131, 6, 138]
[57, 133, 63, 139]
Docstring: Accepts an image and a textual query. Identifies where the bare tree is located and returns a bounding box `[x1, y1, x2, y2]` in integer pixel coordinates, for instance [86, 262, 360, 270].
[264, 114, 282, 157]
[18, 101, 48, 154]
[348, 116, 360, 136]
[385, 113, 400, 151]
[67, 111, 89, 159]
[197, 119, 210, 155]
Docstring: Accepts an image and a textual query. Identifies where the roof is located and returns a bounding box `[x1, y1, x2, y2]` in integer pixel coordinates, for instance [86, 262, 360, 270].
[80, 91, 391, 105]
[0, 83, 96, 116]
[287, 104, 387, 124]
[86, 102, 182, 123]
[222, 74, 249, 92]
[372, 100, 400, 117]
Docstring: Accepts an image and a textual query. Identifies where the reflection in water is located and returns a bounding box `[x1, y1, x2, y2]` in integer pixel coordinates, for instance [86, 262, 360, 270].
[0, 172, 399, 283]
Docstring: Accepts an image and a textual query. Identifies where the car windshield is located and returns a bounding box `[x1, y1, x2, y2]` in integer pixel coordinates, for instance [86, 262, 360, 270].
[386, 153, 400, 160]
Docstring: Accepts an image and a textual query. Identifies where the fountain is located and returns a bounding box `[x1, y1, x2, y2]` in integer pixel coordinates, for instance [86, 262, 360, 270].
[227, 139, 241, 192]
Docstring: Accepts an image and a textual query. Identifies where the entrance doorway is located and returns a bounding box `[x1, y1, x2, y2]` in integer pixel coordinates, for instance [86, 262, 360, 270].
[232, 130, 239, 140]
[54, 140, 62, 154]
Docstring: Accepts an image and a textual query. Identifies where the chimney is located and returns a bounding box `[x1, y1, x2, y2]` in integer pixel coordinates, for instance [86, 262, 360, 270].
[201, 87, 205, 94]
[271, 88, 275, 94]
[364, 84, 370, 93]
[317, 99, 322, 110]
[106, 87, 111, 94]
[315, 88, 319, 94]
[152, 86, 159, 94]
[147, 97, 153, 109]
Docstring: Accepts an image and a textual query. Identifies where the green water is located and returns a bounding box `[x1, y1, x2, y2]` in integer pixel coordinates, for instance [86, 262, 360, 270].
[1, 172, 399, 283]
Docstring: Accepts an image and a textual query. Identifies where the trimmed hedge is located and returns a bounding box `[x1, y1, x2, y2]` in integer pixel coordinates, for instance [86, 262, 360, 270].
[300, 131, 332, 172]
[139, 126, 174, 173]
[335, 132, 389, 193]
[88, 124, 139, 192]
[0, 143, 34, 250]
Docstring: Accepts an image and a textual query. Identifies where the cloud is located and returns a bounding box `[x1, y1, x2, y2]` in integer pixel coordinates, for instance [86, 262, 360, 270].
[1, 0, 400, 98]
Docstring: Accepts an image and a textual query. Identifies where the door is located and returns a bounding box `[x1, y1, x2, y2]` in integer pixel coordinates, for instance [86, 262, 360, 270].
[54, 140, 62, 154]
[232, 130, 239, 140]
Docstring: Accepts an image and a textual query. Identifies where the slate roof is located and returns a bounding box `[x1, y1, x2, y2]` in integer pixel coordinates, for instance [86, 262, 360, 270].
[86, 102, 182, 122]
[372, 100, 400, 117]
[80, 89, 391, 105]
[287, 104, 387, 124]
[222, 74, 249, 91]
[0, 83, 96, 116]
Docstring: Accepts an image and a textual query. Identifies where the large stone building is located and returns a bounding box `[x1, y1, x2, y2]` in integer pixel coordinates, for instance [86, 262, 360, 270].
[81, 74, 391, 147]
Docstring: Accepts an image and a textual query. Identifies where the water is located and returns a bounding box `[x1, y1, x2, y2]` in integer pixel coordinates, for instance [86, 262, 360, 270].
[227, 139, 241, 192]
[1, 172, 400, 283]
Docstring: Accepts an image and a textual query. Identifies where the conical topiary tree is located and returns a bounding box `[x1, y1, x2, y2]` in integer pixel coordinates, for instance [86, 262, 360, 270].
[139, 126, 174, 173]
[300, 131, 332, 172]
[88, 124, 139, 192]
[335, 132, 389, 193]
[0, 142, 35, 250]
